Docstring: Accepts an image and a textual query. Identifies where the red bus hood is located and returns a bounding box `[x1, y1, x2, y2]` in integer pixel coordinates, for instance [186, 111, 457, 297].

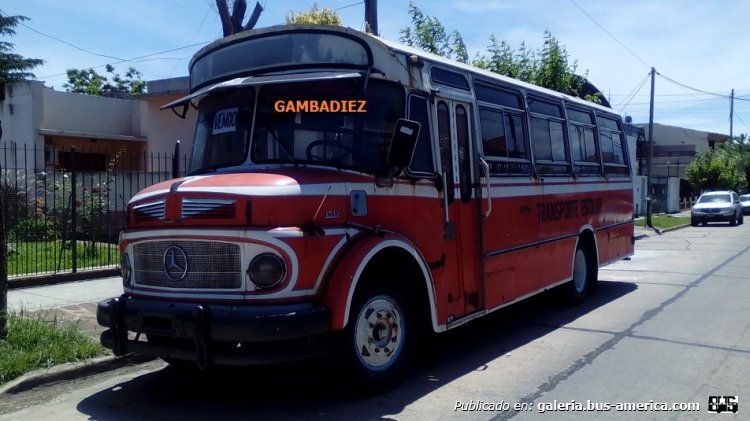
[129, 169, 368, 228]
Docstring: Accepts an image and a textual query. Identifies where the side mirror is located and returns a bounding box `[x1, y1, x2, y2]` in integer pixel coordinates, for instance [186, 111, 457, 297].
[386, 119, 421, 169]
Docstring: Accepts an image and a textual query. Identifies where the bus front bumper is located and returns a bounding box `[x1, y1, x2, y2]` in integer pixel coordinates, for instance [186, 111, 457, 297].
[97, 295, 331, 368]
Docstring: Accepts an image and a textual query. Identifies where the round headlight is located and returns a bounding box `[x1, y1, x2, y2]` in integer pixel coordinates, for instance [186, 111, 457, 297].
[248, 253, 286, 289]
[121, 252, 132, 286]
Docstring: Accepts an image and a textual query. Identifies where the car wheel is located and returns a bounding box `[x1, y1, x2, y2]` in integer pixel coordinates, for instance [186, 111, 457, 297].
[730, 214, 737, 226]
[740, 214, 744, 225]
[691, 217, 698, 227]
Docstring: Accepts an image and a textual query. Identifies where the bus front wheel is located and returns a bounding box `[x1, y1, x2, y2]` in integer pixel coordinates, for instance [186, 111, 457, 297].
[339, 285, 419, 392]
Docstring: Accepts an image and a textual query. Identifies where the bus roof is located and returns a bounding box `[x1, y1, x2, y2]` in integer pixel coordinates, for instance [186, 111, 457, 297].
[188, 24, 617, 116]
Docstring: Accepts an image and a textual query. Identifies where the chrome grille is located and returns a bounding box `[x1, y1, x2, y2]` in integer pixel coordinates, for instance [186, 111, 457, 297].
[182, 198, 236, 219]
[133, 241, 242, 289]
[133, 201, 165, 221]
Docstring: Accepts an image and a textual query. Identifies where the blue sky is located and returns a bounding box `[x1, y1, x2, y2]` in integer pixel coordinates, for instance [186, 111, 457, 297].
[3, 0, 750, 136]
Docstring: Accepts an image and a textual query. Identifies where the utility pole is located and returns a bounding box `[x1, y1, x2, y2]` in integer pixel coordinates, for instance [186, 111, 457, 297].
[646, 67, 656, 229]
[730, 89, 734, 140]
[364, 0, 378, 35]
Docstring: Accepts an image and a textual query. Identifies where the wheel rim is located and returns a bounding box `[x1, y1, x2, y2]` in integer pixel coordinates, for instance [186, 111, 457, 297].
[354, 296, 405, 372]
[573, 249, 588, 293]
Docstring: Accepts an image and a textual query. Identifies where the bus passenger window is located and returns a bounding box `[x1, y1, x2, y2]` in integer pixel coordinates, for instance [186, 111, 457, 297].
[505, 114, 526, 159]
[529, 97, 569, 176]
[456, 105, 472, 203]
[437, 101, 454, 202]
[598, 115, 629, 176]
[531, 117, 552, 160]
[408, 95, 434, 174]
[479, 108, 507, 157]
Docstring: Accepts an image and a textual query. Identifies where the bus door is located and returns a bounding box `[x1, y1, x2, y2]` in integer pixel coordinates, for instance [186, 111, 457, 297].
[435, 98, 483, 320]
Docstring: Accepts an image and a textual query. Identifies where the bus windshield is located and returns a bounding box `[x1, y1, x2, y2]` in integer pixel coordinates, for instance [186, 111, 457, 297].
[189, 78, 405, 175]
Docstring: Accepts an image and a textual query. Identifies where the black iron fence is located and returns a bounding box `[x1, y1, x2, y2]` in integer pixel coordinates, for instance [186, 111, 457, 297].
[0, 142, 189, 278]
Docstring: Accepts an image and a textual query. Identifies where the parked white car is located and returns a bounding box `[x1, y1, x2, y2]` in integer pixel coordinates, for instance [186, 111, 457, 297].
[691, 191, 743, 226]
[740, 194, 750, 215]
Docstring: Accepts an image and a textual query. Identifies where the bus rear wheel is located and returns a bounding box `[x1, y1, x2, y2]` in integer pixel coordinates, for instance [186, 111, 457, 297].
[567, 242, 597, 302]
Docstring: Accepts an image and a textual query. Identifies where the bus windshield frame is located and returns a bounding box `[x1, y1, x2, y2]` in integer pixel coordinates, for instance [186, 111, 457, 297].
[189, 78, 406, 176]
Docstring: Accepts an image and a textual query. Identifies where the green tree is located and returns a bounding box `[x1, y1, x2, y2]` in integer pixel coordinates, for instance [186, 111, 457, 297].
[685, 147, 748, 193]
[399, 2, 468, 63]
[401, 4, 600, 102]
[0, 14, 44, 83]
[286, 4, 342, 26]
[63, 64, 145, 96]
[535, 31, 579, 95]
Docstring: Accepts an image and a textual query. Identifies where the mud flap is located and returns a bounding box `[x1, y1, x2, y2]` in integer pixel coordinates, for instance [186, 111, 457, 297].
[192, 305, 211, 369]
[109, 297, 128, 357]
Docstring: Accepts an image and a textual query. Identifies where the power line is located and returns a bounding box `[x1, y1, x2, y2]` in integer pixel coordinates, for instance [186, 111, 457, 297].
[564, 0, 748, 114]
[169, 5, 214, 77]
[656, 72, 727, 98]
[37, 42, 209, 80]
[335, 1, 364, 11]
[611, 92, 737, 98]
[1, 8, 125, 61]
[624, 97, 726, 107]
[1, 8, 210, 80]
[613, 72, 649, 112]
[567, 0, 651, 69]
[735, 112, 750, 132]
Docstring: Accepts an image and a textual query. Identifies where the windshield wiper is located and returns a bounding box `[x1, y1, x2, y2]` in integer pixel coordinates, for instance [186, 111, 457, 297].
[263, 125, 298, 166]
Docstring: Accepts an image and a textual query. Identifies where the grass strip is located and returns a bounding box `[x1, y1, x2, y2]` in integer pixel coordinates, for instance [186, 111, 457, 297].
[0, 312, 105, 386]
[635, 215, 691, 230]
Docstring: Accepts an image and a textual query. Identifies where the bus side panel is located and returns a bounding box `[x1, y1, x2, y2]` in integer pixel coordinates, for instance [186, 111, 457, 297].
[595, 222, 634, 267]
[484, 236, 577, 309]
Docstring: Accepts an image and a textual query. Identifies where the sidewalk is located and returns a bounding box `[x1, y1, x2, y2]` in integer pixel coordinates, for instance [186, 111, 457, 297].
[6, 276, 123, 339]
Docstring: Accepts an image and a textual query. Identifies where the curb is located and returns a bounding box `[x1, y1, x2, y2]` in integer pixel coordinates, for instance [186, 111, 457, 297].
[0, 354, 156, 395]
[7, 268, 120, 290]
[634, 222, 691, 240]
[653, 223, 691, 235]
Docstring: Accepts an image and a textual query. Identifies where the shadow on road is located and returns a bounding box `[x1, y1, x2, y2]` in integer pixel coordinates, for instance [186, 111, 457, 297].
[76, 280, 637, 420]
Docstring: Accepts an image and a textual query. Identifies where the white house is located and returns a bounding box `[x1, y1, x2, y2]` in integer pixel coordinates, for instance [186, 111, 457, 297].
[634, 122, 729, 179]
[0, 78, 197, 172]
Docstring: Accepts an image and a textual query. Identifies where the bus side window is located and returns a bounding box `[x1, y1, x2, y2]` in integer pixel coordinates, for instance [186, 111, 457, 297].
[455, 104, 472, 203]
[474, 83, 530, 176]
[529, 97, 570, 176]
[408, 95, 434, 175]
[598, 115, 629, 176]
[566, 107, 600, 176]
[437, 101, 454, 202]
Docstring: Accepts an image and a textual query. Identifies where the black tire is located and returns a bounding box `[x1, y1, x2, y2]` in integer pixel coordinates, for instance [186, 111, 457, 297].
[566, 241, 598, 303]
[730, 214, 737, 226]
[339, 284, 421, 393]
[740, 214, 744, 225]
[691, 217, 698, 227]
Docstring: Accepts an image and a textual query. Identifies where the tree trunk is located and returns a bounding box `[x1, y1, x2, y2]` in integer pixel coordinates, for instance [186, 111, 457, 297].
[216, 0, 233, 37]
[230, 0, 247, 33]
[217, 0, 262, 36]
[244, 2, 263, 31]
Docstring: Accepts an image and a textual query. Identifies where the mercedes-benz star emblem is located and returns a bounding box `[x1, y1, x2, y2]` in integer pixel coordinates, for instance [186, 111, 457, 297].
[163, 245, 188, 281]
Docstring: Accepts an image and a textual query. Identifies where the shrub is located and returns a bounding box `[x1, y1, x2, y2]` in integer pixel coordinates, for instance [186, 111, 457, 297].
[9, 216, 57, 241]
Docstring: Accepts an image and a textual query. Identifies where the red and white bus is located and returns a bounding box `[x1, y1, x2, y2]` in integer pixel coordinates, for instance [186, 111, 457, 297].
[98, 24, 634, 388]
